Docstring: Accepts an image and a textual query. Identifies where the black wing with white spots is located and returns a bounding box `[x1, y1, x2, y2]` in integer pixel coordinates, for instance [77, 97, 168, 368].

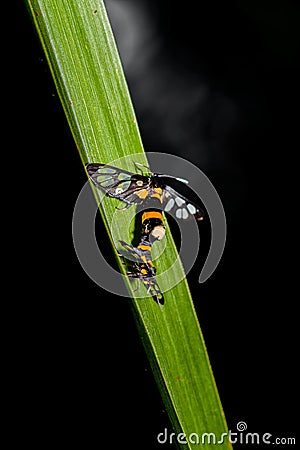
[161, 185, 204, 221]
[86, 163, 151, 206]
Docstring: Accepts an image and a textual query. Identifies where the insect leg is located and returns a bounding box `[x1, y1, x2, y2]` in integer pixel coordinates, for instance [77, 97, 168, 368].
[116, 203, 131, 211]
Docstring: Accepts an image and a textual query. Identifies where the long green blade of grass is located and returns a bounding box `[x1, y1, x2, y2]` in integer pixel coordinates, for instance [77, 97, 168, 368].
[26, 1, 232, 448]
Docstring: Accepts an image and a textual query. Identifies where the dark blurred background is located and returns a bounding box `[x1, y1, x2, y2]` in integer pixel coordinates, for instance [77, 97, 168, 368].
[16, 1, 298, 448]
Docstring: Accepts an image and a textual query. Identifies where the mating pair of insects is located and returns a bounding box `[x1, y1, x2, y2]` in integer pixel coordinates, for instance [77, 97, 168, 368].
[86, 161, 204, 307]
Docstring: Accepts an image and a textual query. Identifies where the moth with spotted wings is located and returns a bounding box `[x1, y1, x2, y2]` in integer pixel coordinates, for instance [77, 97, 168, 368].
[86, 162, 204, 221]
[118, 239, 164, 308]
[118, 210, 165, 307]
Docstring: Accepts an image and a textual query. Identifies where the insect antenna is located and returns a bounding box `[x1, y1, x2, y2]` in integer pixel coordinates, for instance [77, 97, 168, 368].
[157, 173, 189, 184]
[133, 161, 152, 175]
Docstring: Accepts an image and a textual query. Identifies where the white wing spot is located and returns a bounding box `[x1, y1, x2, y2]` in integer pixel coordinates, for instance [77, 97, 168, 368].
[164, 198, 175, 212]
[98, 167, 115, 174]
[182, 209, 189, 219]
[175, 197, 185, 206]
[115, 187, 124, 195]
[176, 209, 183, 219]
[187, 204, 197, 214]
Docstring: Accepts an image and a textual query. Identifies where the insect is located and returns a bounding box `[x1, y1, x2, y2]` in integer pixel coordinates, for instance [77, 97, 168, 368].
[118, 240, 164, 308]
[140, 210, 166, 244]
[118, 210, 165, 307]
[86, 162, 204, 221]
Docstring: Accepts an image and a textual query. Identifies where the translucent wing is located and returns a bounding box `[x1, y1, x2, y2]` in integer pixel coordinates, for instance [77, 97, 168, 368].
[86, 163, 150, 205]
[118, 240, 164, 307]
[118, 240, 145, 263]
[140, 276, 164, 307]
[128, 272, 164, 307]
[161, 185, 204, 221]
[86, 163, 132, 192]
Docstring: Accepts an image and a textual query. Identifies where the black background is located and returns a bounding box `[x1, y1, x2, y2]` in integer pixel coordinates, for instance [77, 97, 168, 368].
[16, 1, 298, 448]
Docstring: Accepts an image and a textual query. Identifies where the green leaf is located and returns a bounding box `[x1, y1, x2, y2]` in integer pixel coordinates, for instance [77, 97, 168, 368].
[26, 1, 232, 448]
